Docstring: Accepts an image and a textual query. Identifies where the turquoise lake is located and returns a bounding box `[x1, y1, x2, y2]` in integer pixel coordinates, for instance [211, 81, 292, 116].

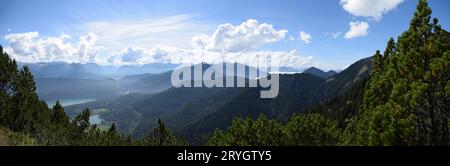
[45, 98, 102, 125]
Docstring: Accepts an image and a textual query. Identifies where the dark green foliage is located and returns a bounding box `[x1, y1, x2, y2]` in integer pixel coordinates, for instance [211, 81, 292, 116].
[52, 101, 69, 125]
[131, 86, 247, 140]
[152, 118, 177, 145]
[284, 114, 341, 145]
[346, 0, 450, 146]
[0, 45, 17, 128]
[306, 78, 368, 127]
[207, 114, 340, 146]
[0, 45, 18, 93]
[135, 118, 186, 146]
[10, 66, 41, 132]
[207, 115, 285, 146]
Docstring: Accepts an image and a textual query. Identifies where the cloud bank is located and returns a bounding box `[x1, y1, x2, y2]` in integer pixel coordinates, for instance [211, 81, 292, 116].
[3, 19, 313, 68]
[4, 31, 103, 63]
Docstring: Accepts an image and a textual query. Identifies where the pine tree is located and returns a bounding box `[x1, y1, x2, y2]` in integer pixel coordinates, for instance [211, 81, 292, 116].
[350, 0, 450, 145]
[372, 50, 383, 75]
[0, 45, 18, 127]
[152, 118, 177, 146]
[383, 38, 396, 63]
[108, 123, 117, 134]
[52, 100, 69, 125]
[285, 114, 340, 145]
[72, 108, 91, 131]
[207, 114, 340, 146]
[0, 45, 18, 93]
[10, 66, 40, 132]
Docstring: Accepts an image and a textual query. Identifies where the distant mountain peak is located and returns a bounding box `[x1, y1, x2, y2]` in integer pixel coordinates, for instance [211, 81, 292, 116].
[303, 67, 337, 78]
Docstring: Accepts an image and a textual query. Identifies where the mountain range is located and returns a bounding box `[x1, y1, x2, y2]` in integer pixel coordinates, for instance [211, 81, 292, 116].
[31, 61, 307, 101]
[64, 57, 370, 144]
[23, 58, 357, 144]
[19, 62, 182, 78]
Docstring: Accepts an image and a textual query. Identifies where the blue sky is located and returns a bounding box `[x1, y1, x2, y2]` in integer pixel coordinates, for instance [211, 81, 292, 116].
[0, 0, 449, 70]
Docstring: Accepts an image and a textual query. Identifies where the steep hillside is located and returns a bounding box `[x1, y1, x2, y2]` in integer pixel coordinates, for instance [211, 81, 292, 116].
[119, 71, 173, 94]
[178, 57, 371, 144]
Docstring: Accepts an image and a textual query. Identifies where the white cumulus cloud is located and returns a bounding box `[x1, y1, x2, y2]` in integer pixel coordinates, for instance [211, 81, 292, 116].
[4, 31, 104, 63]
[344, 21, 369, 39]
[299, 31, 312, 44]
[340, 0, 404, 21]
[191, 19, 288, 52]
